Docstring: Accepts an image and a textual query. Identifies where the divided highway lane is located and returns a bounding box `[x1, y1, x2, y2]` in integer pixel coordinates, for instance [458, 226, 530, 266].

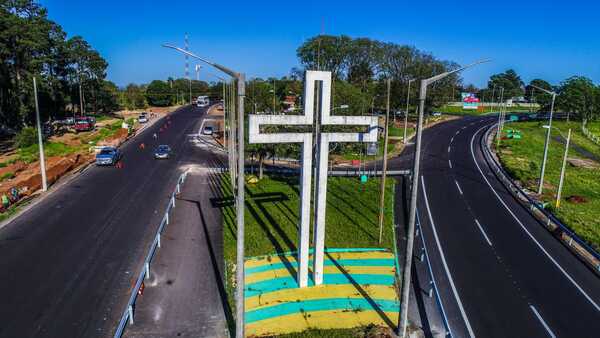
[0, 105, 209, 338]
[415, 116, 600, 337]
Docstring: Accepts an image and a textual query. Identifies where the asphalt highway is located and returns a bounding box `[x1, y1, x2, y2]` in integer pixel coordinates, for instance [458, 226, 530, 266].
[0, 105, 214, 337]
[396, 116, 600, 337]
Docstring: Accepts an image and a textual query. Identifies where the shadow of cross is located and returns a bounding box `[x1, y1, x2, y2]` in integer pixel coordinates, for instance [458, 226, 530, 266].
[249, 70, 378, 288]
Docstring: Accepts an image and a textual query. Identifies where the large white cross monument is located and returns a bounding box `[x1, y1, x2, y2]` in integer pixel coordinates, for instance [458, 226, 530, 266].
[248, 70, 378, 287]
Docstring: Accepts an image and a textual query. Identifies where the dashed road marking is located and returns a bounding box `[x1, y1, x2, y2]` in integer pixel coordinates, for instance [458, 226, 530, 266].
[455, 180, 463, 195]
[474, 219, 493, 246]
[530, 305, 556, 338]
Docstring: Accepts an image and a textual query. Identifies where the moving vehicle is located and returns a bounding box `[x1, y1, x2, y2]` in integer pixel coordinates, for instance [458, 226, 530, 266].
[202, 126, 214, 135]
[74, 117, 95, 132]
[138, 113, 148, 123]
[95, 147, 121, 166]
[154, 145, 171, 159]
[196, 96, 209, 107]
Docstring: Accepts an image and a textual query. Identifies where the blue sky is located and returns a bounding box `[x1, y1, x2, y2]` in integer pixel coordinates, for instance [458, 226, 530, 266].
[42, 0, 600, 88]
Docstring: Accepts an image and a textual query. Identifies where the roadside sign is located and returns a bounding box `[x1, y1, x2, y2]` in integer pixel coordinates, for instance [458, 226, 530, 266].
[367, 142, 378, 156]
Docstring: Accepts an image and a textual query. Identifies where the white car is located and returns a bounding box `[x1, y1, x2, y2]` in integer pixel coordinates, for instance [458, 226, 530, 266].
[138, 114, 148, 123]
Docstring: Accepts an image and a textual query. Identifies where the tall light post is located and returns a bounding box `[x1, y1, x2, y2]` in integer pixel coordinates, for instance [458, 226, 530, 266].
[404, 79, 415, 144]
[162, 44, 246, 338]
[399, 59, 490, 338]
[489, 84, 496, 113]
[33, 77, 48, 191]
[531, 84, 557, 195]
[378, 79, 391, 244]
[496, 87, 505, 147]
[556, 128, 571, 208]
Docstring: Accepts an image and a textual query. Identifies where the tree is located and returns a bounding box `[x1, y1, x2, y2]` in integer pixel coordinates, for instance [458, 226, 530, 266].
[121, 84, 146, 110]
[296, 35, 352, 78]
[484, 69, 524, 100]
[556, 76, 599, 122]
[146, 80, 172, 106]
[525, 79, 553, 111]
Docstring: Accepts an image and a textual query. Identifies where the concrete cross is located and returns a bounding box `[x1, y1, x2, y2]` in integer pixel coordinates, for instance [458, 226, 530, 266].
[249, 70, 378, 287]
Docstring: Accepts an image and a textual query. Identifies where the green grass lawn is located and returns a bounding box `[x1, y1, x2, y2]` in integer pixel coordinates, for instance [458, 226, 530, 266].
[219, 174, 396, 337]
[17, 141, 84, 163]
[496, 120, 600, 251]
[585, 120, 600, 135]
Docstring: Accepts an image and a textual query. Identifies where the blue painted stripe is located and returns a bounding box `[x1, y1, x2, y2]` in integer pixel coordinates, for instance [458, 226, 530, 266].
[245, 273, 395, 298]
[246, 297, 399, 323]
[246, 258, 395, 275]
[245, 247, 389, 261]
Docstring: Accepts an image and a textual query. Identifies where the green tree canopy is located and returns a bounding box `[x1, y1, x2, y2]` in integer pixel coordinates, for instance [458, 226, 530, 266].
[146, 80, 172, 106]
[556, 76, 599, 121]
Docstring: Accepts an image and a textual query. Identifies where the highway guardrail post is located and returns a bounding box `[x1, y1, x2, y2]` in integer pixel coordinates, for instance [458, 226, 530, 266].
[145, 262, 150, 280]
[157, 234, 161, 248]
[128, 305, 134, 325]
[165, 213, 169, 225]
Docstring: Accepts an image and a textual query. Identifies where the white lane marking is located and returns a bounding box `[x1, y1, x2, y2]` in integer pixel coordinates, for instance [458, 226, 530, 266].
[456, 130, 461, 136]
[470, 125, 600, 312]
[421, 176, 476, 338]
[448, 145, 451, 153]
[474, 219, 493, 246]
[530, 305, 557, 338]
[449, 159, 453, 169]
[455, 180, 463, 195]
[450, 136, 455, 143]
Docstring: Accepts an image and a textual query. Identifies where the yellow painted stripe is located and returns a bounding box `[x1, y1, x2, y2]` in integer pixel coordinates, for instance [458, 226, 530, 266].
[245, 309, 398, 337]
[245, 251, 394, 269]
[245, 284, 398, 310]
[246, 265, 395, 285]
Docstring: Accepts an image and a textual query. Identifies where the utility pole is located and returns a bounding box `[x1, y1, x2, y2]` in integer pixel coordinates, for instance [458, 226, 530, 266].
[496, 87, 505, 147]
[33, 77, 48, 191]
[399, 59, 489, 338]
[556, 128, 571, 208]
[531, 84, 557, 195]
[78, 72, 85, 116]
[404, 79, 415, 144]
[378, 79, 391, 243]
[489, 84, 496, 114]
[272, 78, 276, 114]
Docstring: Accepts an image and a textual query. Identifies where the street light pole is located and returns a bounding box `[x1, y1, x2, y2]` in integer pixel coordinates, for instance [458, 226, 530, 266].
[556, 128, 571, 208]
[33, 77, 48, 192]
[404, 79, 415, 144]
[162, 44, 246, 338]
[378, 79, 391, 244]
[399, 59, 490, 338]
[531, 84, 557, 195]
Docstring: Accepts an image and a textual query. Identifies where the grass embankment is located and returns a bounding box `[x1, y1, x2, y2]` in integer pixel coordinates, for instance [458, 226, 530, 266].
[220, 175, 395, 337]
[496, 120, 600, 251]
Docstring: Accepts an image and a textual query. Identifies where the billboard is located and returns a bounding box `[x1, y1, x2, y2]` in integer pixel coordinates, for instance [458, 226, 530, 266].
[462, 92, 480, 110]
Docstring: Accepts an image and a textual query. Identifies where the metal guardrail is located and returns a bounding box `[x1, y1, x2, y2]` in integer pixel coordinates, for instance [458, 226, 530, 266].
[481, 125, 600, 274]
[113, 169, 190, 338]
[415, 210, 452, 337]
[246, 167, 410, 177]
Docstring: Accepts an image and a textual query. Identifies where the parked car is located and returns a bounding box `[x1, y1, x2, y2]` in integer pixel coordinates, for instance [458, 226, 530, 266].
[95, 147, 121, 166]
[138, 113, 148, 123]
[74, 117, 95, 132]
[154, 145, 171, 159]
[202, 126, 214, 135]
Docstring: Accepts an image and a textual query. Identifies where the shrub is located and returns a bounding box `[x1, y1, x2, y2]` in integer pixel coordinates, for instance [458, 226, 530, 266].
[0, 172, 14, 181]
[15, 127, 38, 148]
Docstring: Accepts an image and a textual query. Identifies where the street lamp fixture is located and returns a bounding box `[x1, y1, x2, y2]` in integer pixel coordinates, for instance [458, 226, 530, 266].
[162, 43, 247, 338]
[530, 84, 557, 195]
[399, 59, 490, 338]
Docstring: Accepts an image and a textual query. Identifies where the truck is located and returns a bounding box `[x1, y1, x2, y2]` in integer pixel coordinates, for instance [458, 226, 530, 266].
[74, 117, 95, 132]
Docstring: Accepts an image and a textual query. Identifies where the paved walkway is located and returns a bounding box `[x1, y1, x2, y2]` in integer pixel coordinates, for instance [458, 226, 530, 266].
[124, 171, 230, 338]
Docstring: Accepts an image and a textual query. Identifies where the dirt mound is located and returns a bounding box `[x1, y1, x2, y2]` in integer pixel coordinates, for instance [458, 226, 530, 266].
[567, 158, 600, 169]
[0, 154, 94, 197]
[98, 128, 129, 148]
[566, 195, 588, 204]
[0, 161, 27, 177]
